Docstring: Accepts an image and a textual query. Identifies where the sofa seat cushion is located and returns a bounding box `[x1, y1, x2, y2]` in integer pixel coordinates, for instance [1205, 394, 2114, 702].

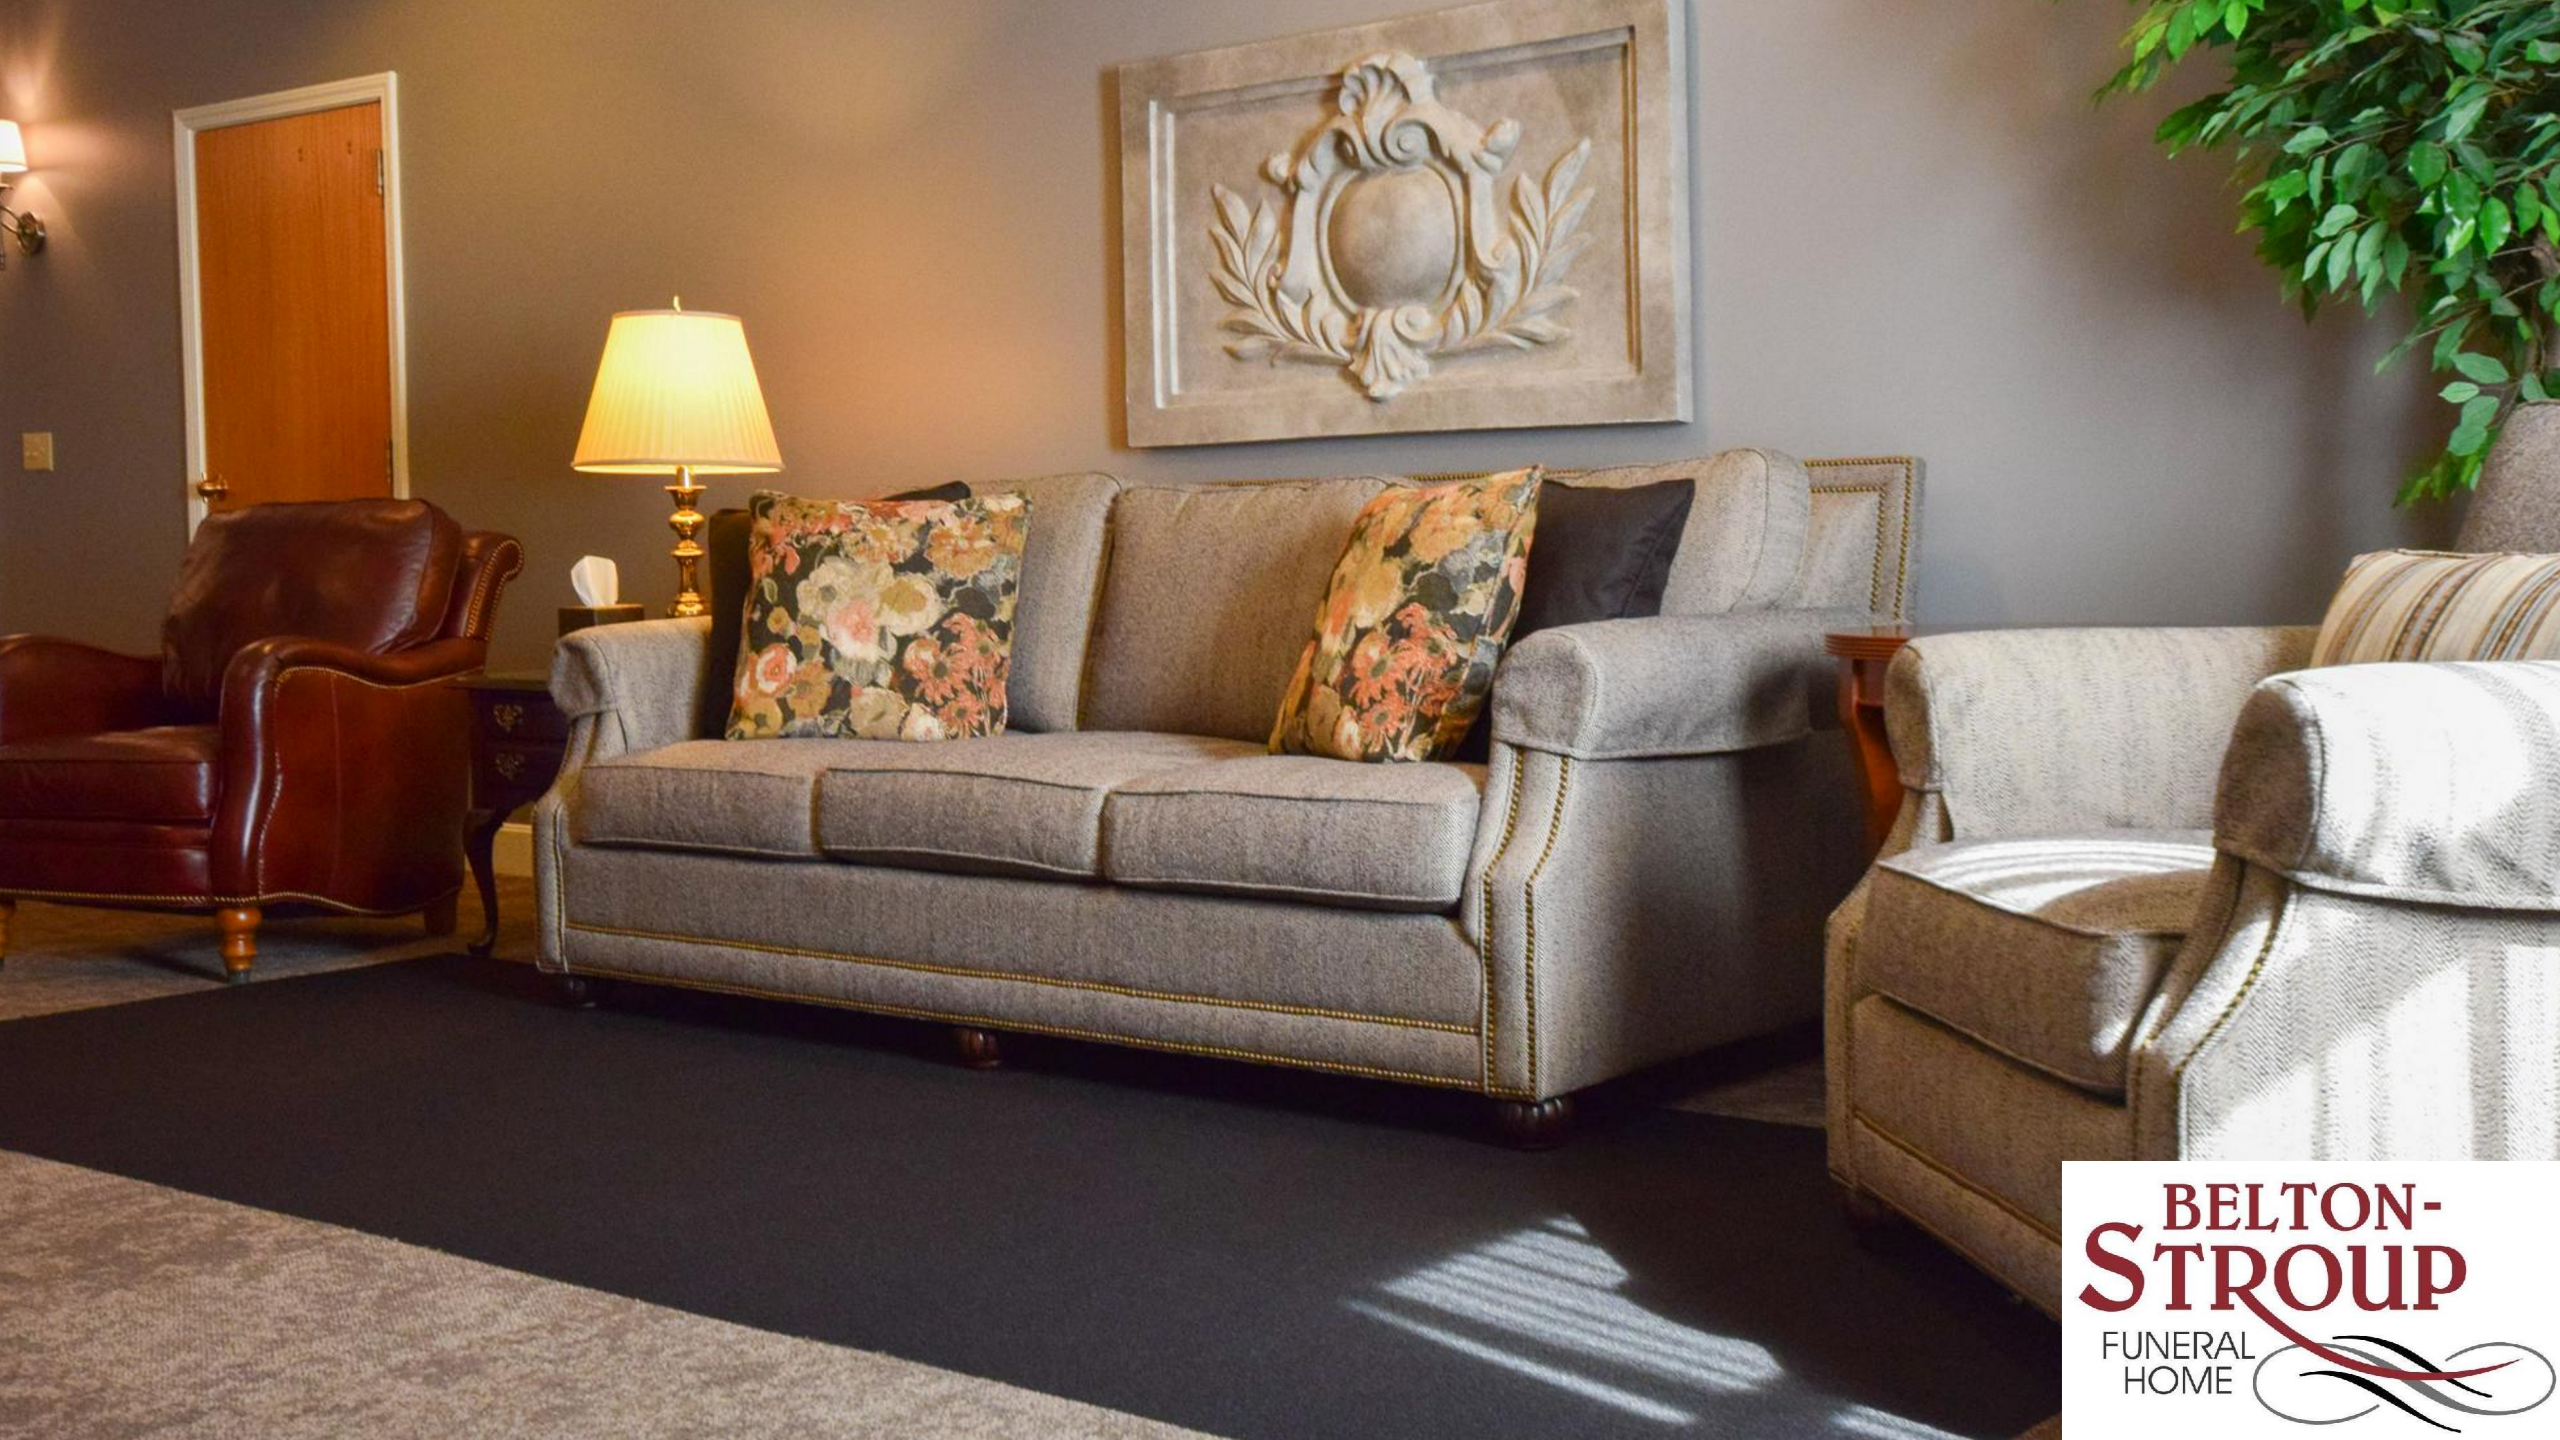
[1861, 831, 2214, 1094]
[574, 740, 890, 859]
[0, 726, 221, 824]
[816, 732, 1255, 879]
[1102, 755, 1486, 912]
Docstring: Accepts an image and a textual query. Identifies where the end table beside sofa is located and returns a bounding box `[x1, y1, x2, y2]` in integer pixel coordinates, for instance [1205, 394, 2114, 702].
[531, 452, 1921, 1139]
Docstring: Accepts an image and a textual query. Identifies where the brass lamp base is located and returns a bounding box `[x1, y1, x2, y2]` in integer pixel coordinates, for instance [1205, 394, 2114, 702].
[665, 467, 708, 618]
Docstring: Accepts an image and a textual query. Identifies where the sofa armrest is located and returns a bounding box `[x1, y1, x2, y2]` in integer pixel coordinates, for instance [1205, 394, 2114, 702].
[1490, 608, 1875, 760]
[2214, 659, 2560, 910]
[0, 635, 168, 743]
[548, 617, 716, 764]
[1885, 626, 2314, 838]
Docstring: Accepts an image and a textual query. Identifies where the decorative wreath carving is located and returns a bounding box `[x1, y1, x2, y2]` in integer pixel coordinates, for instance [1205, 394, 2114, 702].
[1210, 52, 1593, 401]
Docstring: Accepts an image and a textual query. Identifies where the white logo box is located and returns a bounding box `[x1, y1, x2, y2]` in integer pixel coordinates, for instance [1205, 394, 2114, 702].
[2061, 1161, 2560, 1438]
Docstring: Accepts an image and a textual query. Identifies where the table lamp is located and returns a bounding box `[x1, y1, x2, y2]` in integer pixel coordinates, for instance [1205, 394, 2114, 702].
[571, 300, 782, 617]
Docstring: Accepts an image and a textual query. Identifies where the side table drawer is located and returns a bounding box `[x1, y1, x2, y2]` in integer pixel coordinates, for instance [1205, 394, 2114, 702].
[473, 690, 567, 744]
[477, 739, 566, 800]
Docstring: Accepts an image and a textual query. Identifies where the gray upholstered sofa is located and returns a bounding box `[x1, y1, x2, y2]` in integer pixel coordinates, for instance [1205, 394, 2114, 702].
[1825, 470, 2560, 1306]
[536, 451, 1919, 1135]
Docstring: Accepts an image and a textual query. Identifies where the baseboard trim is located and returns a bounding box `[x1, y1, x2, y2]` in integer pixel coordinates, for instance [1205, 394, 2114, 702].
[495, 821, 534, 879]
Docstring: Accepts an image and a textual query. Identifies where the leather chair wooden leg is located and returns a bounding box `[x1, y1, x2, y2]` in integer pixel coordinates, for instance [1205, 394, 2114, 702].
[218, 905, 260, 983]
[0, 897, 14, 970]
[422, 893, 458, 937]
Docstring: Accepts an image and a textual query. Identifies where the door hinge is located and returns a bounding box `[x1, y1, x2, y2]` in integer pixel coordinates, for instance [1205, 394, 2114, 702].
[374, 149, 386, 197]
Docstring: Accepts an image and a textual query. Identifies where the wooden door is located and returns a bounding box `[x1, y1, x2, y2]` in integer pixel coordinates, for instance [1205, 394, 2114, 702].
[193, 102, 391, 517]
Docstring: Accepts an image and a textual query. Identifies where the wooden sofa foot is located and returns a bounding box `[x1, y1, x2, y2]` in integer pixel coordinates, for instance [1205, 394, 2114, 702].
[952, 1026, 1005, 1070]
[553, 973, 605, 1009]
[1492, 1095, 1575, 1150]
[422, 894, 459, 937]
[218, 906, 260, 983]
[0, 896, 14, 968]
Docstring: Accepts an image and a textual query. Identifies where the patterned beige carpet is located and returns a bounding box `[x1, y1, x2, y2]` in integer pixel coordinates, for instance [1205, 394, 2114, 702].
[0, 879, 540, 1022]
[0, 1150, 1206, 1440]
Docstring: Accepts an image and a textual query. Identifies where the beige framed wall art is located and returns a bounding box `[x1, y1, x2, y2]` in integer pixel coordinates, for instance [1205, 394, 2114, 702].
[1117, 0, 1692, 448]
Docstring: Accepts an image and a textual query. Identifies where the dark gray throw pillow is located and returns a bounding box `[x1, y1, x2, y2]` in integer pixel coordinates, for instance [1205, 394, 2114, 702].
[1455, 477, 1695, 762]
[696, 482, 973, 736]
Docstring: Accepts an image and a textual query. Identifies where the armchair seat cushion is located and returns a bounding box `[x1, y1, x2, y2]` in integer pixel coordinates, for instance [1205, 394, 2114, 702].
[0, 725, 220, 823]
[1101, 754, 1486, 912]
[1861, 831, 2214, 1094]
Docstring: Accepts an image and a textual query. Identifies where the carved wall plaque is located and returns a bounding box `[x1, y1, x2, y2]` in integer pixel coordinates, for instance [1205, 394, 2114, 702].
[1119, 0, 1691, 447]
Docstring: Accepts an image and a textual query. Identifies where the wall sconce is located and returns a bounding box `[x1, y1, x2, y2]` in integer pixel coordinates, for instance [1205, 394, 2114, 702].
[0, 121, 50, 269]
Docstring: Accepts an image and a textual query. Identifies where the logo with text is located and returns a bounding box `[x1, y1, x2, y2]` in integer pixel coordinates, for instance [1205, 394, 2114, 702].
[2062, 1162, 2558, 1437]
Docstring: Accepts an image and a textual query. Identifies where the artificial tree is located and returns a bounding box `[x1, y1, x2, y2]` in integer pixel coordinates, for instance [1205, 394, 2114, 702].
[2102, 0, 2560, 500]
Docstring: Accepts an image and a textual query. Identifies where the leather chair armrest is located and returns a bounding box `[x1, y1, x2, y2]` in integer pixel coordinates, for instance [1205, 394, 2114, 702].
[1489, 608, 1875, 760]
[211, 635, 487, 905]
[0, 634, 169, 744]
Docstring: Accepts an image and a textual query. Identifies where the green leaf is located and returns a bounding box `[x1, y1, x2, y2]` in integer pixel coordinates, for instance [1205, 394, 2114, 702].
[2441, 380, 2482, 403]
[2444, 171, 2484, 220]
[2453, 351, 2511, 384]
[2408, 141, 2448, 188]
[2316, 203, 2362, 238]
[2463, 394, 2502, 432]
[2223, 0, 2248, 39]
[2526, 375, 2552, 404]
[2530, 39, 2560, 64]
[2450, 422, 2491, 457]
[2445, 90, 2490, 145]
[2483, 198, 2514, 254]
[2284, 125, 2332, 156]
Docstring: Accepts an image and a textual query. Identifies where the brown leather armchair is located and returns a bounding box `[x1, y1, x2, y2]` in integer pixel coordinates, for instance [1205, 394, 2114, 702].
[0, 499, 521, 980]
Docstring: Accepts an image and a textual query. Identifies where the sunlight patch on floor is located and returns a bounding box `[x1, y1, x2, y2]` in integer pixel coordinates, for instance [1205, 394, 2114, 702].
[1350, 1216, 1779, 1424]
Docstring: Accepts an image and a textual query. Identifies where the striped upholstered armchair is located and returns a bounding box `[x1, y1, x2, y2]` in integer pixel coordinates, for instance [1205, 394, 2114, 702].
[1822, 416, 2560, 1312]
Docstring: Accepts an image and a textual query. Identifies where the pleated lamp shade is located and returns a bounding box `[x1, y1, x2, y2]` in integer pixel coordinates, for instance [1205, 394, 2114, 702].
[571, 307, 783, 475]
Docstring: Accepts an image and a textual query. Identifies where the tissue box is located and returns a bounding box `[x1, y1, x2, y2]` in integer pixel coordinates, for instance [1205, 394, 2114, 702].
[559, 604, 647, 637]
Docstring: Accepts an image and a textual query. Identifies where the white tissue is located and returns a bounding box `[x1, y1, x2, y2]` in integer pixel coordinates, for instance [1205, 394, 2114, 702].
[570, 555, 620, 607]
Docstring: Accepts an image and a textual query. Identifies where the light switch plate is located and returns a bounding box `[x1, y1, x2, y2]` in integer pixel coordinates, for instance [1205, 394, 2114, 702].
[20, 432, 52, 472]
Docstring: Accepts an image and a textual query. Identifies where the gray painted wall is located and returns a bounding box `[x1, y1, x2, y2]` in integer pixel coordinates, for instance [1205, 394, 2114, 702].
[0, 0, 2438, 671]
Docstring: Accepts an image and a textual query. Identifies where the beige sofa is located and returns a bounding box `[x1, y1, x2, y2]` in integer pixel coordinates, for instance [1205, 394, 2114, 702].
[536, 452, 1919, 1136]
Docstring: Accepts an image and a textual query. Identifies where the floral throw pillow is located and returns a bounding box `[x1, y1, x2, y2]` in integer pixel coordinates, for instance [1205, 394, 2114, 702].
[725, 491, 1027, 742]
[1269, 468, 1543, 763]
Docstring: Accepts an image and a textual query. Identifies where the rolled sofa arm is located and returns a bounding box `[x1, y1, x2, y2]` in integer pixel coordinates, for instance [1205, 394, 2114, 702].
[1489, 608, 1877, 760]
[2214, 659, 2560, 910]
[1885, 626, 2314, 838]
[548, 616, 716, 765]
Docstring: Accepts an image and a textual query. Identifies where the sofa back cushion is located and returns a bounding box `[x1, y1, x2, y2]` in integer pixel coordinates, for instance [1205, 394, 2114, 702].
[1555, 448, 1810, 614]
[1081, 478, 1389, 740]
[981, 472, 1121, 733]
[161, 498, 460, 720]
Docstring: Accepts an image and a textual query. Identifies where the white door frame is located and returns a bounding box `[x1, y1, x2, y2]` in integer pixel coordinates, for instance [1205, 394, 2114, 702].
[173, 72, 409, 535]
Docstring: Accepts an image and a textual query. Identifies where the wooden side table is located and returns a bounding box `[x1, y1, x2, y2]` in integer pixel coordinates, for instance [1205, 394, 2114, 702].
[457, 673, 567, 956]
[1823, 625, 1915, 859]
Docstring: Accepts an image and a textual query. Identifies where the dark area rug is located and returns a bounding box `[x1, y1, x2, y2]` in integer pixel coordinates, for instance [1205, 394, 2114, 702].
[0, 956, 2057, 1439]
